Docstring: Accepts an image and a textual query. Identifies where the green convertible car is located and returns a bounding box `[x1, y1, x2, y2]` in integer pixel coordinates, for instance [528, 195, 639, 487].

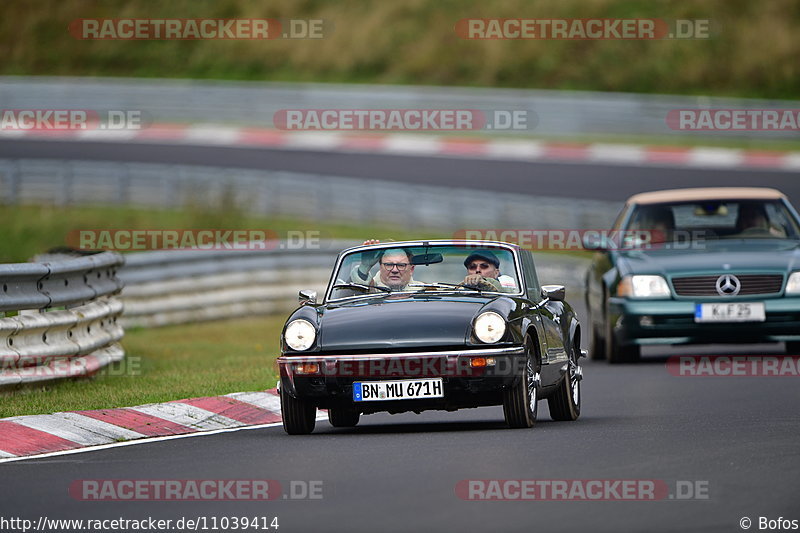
[585, 187, 800, 363]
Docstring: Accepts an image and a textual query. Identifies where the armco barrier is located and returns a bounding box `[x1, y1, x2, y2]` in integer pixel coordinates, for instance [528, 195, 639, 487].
[0, 159, 620, 231]
[1, 76, 797, 140]
[0, 251, 125, 388]
[118, 242, 352, 328]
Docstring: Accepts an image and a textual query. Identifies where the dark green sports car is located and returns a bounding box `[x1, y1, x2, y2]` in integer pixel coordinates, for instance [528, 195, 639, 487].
[585, 187, 800, 363]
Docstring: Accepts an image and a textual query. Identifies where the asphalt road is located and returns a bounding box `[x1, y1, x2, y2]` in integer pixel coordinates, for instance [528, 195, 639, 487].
[1, 296, 797, 533]
[1, 140, 798, 532]
[1, 138, 799, 203]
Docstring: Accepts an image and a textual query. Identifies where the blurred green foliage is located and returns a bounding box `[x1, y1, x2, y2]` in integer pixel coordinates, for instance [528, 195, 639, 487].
[1, 0, 798, 98]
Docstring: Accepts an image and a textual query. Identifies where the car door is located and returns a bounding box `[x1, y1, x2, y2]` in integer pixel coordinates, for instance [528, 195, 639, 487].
[519, 250, 563, 386]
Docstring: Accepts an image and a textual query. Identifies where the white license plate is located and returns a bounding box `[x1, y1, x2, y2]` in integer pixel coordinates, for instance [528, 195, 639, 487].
[353, 378, 444, 402]
[694, 302, 766, 323]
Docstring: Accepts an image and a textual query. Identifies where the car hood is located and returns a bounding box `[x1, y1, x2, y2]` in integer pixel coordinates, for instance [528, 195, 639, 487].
[316, 294, 499, 351]
[617, 239, 800, 277]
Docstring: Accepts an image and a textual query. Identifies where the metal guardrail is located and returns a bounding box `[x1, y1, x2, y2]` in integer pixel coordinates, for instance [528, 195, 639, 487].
[1, 76, 798, 140]
[0, 251, 125, 388]
[0, 159, 621, 231]
[118, 243, 352, 327]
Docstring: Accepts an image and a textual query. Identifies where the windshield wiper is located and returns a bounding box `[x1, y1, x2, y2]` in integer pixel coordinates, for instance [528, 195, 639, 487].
[407, 282, 481, 292]
[332, 283, 392, 293]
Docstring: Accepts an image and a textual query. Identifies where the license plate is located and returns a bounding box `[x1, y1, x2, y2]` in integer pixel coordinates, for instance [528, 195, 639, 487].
[694, 302, 766, 323]
[353, 378, 444, 402]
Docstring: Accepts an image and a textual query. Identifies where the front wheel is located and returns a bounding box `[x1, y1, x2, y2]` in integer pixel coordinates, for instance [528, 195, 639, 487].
[548, 342, 582, 421]
[605, 306, 641, 364]
[589, 317, 606, 361]
[503, 339, 540, 428]
[328, 407, 360, 428]
[280, 388, 316, 435]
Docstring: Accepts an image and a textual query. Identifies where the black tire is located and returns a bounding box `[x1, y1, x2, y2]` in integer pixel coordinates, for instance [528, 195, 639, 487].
[328, 407, 360, 428]
[280, 388, 316, 435]
[786, 341, 800, 355]
[548, 340, 582, 421]
[503, 338, 539, 429]
[604, 302, 641, 364]
[605, 316, 641, 364]
[589, 317, 606, 361]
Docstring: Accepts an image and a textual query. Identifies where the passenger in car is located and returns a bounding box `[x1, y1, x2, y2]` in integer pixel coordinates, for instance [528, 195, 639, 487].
[461, 250, 517, 293]
[633, 206, 675, 242]
[736, 203, 782, 236]
[350, 246, 419, 291]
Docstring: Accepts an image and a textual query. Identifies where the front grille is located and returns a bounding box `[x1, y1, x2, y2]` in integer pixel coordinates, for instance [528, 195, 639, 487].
[671, 274, 784, 296]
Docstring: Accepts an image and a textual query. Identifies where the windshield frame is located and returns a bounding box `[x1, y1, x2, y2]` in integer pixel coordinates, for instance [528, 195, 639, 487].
[324, 241, 526, 303]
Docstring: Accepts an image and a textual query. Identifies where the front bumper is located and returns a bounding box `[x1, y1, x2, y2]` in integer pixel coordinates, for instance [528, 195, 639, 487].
[608, 296, 800, 346]
[278, 346, 525, 412]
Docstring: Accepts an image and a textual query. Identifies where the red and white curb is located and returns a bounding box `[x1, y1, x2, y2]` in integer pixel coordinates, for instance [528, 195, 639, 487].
[0, 388, 323, 462]
[2, 124, 798, 171]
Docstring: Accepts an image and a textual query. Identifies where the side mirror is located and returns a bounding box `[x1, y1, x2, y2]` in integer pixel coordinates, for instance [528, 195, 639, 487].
[541, 285, 565, 302]
[298, 290, 317, 305]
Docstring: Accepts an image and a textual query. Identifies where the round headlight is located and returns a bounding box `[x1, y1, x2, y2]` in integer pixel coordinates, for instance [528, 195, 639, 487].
[285, 319, 316, 351]
[474, 311, 506, 344]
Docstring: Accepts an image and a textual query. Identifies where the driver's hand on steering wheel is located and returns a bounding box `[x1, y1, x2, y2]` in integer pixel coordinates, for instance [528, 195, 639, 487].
[462, 274, 501, 290]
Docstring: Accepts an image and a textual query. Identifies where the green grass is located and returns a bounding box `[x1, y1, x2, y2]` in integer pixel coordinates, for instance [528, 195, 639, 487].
[1, 0, 799, 99]
[0, 204, 445, 264]
[0, 316, 285, 418]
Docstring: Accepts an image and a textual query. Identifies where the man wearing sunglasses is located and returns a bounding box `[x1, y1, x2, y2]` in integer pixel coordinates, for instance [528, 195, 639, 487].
[461, 250, 517, 293]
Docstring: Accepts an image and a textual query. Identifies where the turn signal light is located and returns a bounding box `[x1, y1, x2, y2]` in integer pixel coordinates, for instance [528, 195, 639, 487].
[470, 357, 487, 368]
[295, 363, 320, 374]
[469, 357, 497, 368]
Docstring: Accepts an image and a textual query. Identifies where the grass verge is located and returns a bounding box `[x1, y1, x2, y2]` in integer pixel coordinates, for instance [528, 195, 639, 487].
[0, 316, 284, 418]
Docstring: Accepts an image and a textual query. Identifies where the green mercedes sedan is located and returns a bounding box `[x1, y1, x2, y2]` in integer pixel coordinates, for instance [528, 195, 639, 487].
[585, 187, 800, 363]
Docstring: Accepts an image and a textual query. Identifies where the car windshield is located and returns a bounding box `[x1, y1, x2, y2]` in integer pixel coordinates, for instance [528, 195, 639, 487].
[328, 244, 521, 300]
[624, 200, 800, 243]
